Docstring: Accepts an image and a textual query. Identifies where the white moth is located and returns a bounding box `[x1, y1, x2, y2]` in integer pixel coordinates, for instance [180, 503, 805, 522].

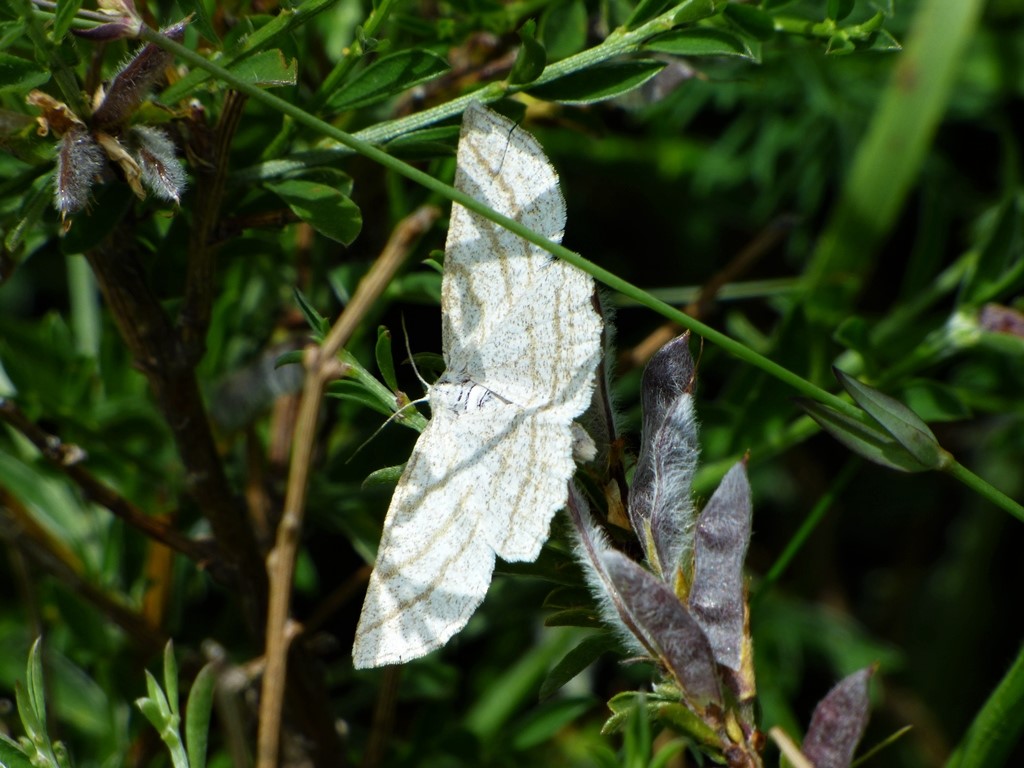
[352, 102, 603, 668]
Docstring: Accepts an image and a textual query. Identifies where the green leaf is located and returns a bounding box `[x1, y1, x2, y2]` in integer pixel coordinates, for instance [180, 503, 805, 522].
[539, 633, 620, 699]
[946, 636, 1024, 768]
[527, 60, 666, 105]
[375, 326, 399, 392]
[541, 0, 588, 60]
[834, 368, 945, 469]
[326, 49, 450, 111]
[509, 697, 595, 751]
[185, 664, 216, 768]
[227, 48, 297, 87]
[4, 175, 53, 257]
[178, 0, 219, 43]
[384, 125, 460, 159]
[826, 33, 856, 55]
[362, 463, 406, 488]
[650, 701, 721, 746]
[802, 0, 985, 323]
[900, 380, 972, 422]
[624, 0, 674, 30]
[163, 641, 179, 718]
[509, 20, 547, 85]
[52, 0, 83, 42]
[723, 3, 776, 41]
[796, 398, 932, 473]
[26, 639, 43, 715]
[266, 179, 363, 245]
[144, 670, 172, 717]
[543, 607, 604, 628]
[960, 195, 1023, 307]
[327, 380, 395, 417]
[827, 0, 855, 21]
[866, 28, 902, 52]
[14, 682, 43, 748]
[0, 736, 34, 768]
[136, 697, 165, 729]
[644, 28, 756, 59]
[671, 0, 716, 24]
[0, 52, 50, 93]
[292, 287, 330, 338]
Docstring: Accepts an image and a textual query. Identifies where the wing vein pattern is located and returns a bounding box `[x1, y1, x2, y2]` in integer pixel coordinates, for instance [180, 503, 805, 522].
[353, 102, 603, 668]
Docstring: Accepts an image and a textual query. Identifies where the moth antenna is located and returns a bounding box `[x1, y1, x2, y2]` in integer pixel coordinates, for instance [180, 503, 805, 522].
[346, 393, 429, 464]
[401, 313, 431, 393]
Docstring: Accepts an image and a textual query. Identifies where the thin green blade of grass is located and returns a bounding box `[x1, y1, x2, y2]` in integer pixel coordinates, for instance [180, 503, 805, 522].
[945, 637, 1024, 768]
[804, 0, 985, 324]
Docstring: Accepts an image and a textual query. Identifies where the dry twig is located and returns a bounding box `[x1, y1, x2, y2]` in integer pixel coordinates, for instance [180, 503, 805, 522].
[256, 205, 440, 768]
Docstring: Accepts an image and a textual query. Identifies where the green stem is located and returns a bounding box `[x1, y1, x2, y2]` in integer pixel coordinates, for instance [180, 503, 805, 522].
[752, 459, 861, 605]
[136, 14, 1024, 525]
[232, 0, 708, 181]
[945, 460, 1024, 524]
[139, 9, 859, 421]
[313, 0, 402, 107]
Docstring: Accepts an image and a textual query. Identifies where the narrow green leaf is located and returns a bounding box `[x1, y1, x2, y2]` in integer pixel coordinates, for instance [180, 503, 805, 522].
[326, 50, 450, 111]
[26, 639, 46, 732]
[649, 739, 687, 768]
[0, 52, 50, 93]
[834, 368, 944, 469]
[510, 697, 595, 751]
[163, 641, 179, 718]
[644, 28, 756, 59]
[866, 29, 902, 52]
[527, 60, 666, 105]
[53, 743, 73, 768]
[266, 179, 363, 245]
[0, 736, 34, 768]
[327, 380, 395, 417]
[900, 380, 972, 423]
[803, 0, 985, 322]
[625, 0, 675, 30]
[510, 20, 547, 85]
[384, 124, 460, 158]
[375, 326, 399, 392]
[227, 48, 297, 87]
[827, 0, 855, 22]
[178, 0, 219, 42]
[650, 701, 721, 747]
[601, 692, 720, 748]
[540, 633, 620, 699]
[797, 398, 931, 473]
[362, 463, 405, 488]
[292, 287, 329, 338]
[946, 637, 1024, 768]
[4, 177, 54, 256]
[723, 4, 776, 41]
[543, 607, 604, 628]
[185, 664, 216, 768]
[287, 167, 355, 197]
[671, 0, 716, 25]
[135, 697, 165, 729]
[960, 195, 1023, 307]
[826, 33, 856, 55]
[52, 0, 83, 42]
[14, 682, 43, 746]
[144, 670, 172, 718]
[541, 0, 588, 60]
